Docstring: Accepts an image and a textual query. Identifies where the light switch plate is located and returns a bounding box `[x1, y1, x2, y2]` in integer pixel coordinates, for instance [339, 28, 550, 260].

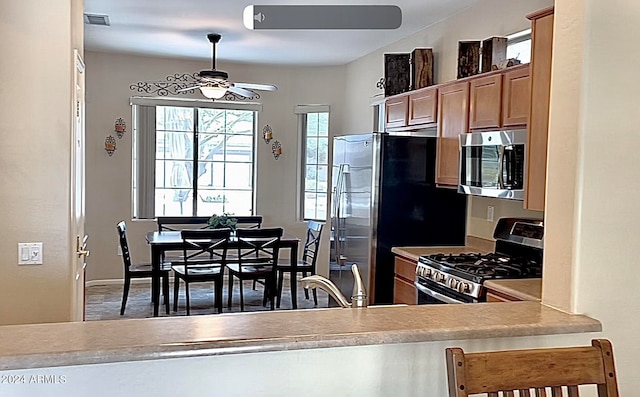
[18, 242, 43, 265]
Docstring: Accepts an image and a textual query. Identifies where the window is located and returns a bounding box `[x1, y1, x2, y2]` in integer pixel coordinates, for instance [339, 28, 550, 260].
[296, 105, 330, 221]
[507, 29, 532, 64]
[132, 98, 260, 218]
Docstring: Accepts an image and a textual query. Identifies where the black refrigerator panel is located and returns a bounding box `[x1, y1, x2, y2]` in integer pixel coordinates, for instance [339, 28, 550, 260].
[372, 135, 467, 305]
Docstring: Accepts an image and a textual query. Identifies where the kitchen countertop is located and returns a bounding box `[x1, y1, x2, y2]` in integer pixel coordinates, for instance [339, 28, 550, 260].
[484, 279, 542, 301]
[0, 302, 600, 371]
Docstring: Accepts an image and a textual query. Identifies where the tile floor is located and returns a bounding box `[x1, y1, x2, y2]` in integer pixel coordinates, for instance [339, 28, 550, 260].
[85, 276, 330, 320]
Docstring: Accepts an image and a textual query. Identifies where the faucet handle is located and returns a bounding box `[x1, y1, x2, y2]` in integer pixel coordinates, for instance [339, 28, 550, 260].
[350, 264, 368, 308]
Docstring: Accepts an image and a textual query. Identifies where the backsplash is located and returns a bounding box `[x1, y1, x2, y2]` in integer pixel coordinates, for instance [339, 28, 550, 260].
[466, 196, 543, 240]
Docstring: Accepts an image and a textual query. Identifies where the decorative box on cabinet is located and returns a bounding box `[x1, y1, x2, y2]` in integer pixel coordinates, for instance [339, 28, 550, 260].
[437, 81, 469, 187]
[525, 7, 554, 211]
[393, 256, 417, 305]
[411, 48, 434, 90]
[384, 53, 411, 97]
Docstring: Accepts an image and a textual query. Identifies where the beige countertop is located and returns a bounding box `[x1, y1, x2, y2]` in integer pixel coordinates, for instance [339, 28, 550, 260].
[484, 279, 543, 301]
[0, 302, 600, 371]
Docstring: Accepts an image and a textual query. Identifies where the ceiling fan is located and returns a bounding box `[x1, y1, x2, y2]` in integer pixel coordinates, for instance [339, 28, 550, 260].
[130, 33, 277, 100]
[176, 33, 277, 100]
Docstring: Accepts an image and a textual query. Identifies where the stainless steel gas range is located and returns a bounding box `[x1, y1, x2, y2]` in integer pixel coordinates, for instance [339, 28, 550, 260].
[415, 218, 543, 304]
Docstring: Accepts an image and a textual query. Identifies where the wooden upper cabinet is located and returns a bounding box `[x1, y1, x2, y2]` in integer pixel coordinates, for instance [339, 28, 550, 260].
[502, 66, 531, 127]
[437, 81, 469, 187]
[408, 87, 438, 126]
[469, 74, 503, 130]
[525, 7, 554, 211]
[384, 95, 409, 129]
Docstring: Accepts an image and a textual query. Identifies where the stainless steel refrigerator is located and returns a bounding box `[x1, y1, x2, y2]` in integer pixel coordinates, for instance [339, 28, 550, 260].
[329, 133, 467, 305]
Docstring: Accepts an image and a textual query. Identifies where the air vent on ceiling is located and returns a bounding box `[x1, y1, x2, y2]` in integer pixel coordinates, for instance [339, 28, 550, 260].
[84, 13, 110, 26]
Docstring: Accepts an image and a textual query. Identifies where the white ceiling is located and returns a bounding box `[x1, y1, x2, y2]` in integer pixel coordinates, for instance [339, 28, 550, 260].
[84, 0, 480, 66]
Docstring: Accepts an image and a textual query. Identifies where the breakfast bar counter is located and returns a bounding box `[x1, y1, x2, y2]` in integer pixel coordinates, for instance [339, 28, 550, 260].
[0, 301, 600, 371]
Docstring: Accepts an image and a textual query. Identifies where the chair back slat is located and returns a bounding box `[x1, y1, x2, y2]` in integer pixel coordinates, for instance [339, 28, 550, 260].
[116, 221, 132, 271]
[446, 339, 619, 397]
[157, 216, 210, 231]
[567, 386, 580, 397]
[234, 215, 263, 229]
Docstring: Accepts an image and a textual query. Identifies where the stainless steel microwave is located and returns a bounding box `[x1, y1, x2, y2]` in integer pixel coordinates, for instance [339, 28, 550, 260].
[458, 129, 526, 200]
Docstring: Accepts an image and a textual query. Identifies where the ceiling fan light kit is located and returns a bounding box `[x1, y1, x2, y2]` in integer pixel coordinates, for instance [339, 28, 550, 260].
[199, 86, 228, 99]
[131, 33, 277, 101]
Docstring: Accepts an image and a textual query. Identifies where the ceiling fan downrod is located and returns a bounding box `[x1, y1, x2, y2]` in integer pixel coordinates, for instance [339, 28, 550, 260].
[207, 33, 222, 70]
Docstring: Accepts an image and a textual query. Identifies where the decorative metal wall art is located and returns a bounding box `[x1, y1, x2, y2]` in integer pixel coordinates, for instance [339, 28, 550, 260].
[262, 125, 273, 144]
[129, 73, 260, 101]
[115, 117, 126, 138]
[129, 73, 197, 96]
[105, 135, 117, 156]
[271, 140, 282, 160]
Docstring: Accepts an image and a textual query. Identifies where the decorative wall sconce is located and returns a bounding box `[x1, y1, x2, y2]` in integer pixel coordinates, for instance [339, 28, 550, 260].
[105, 135, 117, 156]
[271, 140, 282, 160]
[262, 125, 273, 144]
[115, 117, 126, 139]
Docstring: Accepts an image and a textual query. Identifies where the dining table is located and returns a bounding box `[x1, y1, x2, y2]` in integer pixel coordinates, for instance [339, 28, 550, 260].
[146, 230, 301, 316]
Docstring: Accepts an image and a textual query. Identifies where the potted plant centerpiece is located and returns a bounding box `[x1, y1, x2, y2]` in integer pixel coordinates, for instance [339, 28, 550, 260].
[208, 213, 238, 230]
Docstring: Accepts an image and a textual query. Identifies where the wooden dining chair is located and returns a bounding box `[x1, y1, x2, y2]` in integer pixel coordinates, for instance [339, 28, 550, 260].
[276, 220, 324, 308]
[171, 228, 231, 315]
[445, 339, 619, 397]
[116, 221, 170, 315]
[227, 227, 283, 311]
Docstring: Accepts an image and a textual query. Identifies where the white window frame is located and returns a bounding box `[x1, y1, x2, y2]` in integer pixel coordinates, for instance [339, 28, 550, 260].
[295, 105, 330, 222]
[131, 96, 262, 219]
[506, 28, 532, 64]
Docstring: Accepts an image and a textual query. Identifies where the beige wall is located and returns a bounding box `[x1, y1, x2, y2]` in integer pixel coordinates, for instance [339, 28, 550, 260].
[543, 0, 640, 392]
[84, 51, 346, 281]
[0, 0, 83, 325]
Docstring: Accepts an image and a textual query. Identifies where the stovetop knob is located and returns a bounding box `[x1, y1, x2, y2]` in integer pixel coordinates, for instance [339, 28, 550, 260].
[435, 272, 446, 283]
[457, 282, 470, 293]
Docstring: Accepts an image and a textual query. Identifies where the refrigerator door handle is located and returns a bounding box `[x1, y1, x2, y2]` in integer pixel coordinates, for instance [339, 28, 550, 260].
[334, 163, 348, 266]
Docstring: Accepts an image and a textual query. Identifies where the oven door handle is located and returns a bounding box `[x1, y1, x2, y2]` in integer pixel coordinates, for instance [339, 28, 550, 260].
[498, 145, 507, 189]
[414, 281, 465, 304]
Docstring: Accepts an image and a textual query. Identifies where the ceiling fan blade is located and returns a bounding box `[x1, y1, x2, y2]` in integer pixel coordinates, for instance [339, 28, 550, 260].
[227, 86, 258, 98]
[176, 85, 201, 93]
[233, 82, 278, 92]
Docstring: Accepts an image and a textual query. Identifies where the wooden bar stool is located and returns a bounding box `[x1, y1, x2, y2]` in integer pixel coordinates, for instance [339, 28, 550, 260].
[445, 339, 619, 396]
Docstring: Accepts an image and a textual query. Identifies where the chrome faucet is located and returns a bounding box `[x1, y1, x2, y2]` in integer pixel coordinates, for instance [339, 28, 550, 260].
[300, 263, 368, 308]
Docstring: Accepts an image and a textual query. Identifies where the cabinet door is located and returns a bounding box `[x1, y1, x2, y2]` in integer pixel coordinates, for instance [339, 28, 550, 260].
[394, 256, 417, 305]
[525, 9, 554, 211]
[469, 74, 503, 130]
[394, 256, 417, 282]
[437, 81, 469, 186]
[385, 95, 408, 129]
[486, 290, 520, 302]
[408, 87, 437, 126]
[394, 277, 417, 305]
[502, 66, 530, 127]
